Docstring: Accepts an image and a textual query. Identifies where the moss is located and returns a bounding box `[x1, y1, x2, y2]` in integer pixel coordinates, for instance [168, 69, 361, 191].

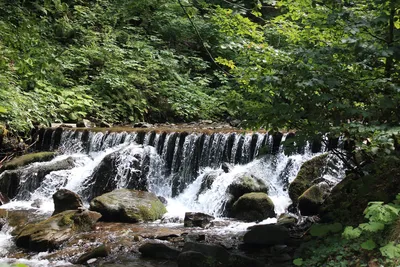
[288, 153, 328, 203]
[1, 152, 56, 172]
[58, 212, 74, 227]
[232, 192, 275, 221]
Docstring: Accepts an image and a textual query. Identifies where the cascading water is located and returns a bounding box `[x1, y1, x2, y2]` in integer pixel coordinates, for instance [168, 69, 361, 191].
[0, 128, 345, 265]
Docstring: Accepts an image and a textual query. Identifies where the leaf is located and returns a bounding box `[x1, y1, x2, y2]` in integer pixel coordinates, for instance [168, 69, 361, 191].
[310, 224, 330, 237]
[0, 106, 7, 113]
[361, 239, 376, 250]
[380, 242, 400, 259]
[342, 226, 362, 239]
[359, 222, 385, 232]
[293, 258, 303, 266]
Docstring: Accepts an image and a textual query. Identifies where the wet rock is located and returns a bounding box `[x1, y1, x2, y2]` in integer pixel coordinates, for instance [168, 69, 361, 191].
[197, 172, 220, 198]
[52, 189, 84, 215]
[321, 156, 400, 225]
[298, 182, 330, 216]
[89, 189, 167, 223]
[161, 215, 183, 224]
[227, 173, 269, 199]
[0, 152, 56, 173]
[277, 213, 298, 228]
[15, 209, 101, 252]
[31, 199, 43, 208]
[133, 122, 153, 128]
[139, 242, 180, 260]
[243, 224, 290, 246]
[184, 212, 215, 228]
[232, 192, 275, 222]
[76, 244, 110, 264]
[288, 154, 328, 204]
[0, 157, 75, 200]
[99, 121, 112, 128]
[0, 192, 9, 205]
[77, 119, 95, 128]
[221, 162, 233, 173]
[179, 242, 263, 267]
[83, 150, 147, 200]
[158, 196, 168, 205]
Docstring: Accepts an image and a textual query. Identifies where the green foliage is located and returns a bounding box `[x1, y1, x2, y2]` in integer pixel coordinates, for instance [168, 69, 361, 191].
[310, 223, 343, 237]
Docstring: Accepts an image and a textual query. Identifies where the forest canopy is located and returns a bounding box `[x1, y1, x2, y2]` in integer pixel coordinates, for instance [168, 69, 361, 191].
[0, 0, 398, 145]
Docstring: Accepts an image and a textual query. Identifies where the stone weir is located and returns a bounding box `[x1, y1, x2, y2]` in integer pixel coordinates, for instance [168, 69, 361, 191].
[27, 127, 336, 200]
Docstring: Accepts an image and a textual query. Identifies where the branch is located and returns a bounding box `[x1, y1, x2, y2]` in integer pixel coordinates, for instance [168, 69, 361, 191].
[177, 0, 234, 77]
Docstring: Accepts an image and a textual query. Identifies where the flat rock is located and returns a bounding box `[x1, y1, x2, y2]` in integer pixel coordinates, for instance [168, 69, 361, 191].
[184, 212, 215, 228]
[139, 242, 180, 260]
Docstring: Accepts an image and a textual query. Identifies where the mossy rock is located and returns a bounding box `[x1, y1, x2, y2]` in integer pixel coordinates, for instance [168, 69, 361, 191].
[227, 173, 268, 199]
[232, 192, 275, 222]
[298, 182, 330, 216]
[0, 152, 56, 173]
[15, 209, 101, 252]
[89, 189, 167, 223]
[320, 156, 400, 226]
[288, 153, 328, 203]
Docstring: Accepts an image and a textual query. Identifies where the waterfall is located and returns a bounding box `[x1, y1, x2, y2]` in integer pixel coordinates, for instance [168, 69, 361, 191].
[1, 128, 344, 219]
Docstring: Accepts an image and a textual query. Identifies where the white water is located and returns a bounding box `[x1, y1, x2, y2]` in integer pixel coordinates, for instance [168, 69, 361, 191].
[0, 130, 345, 263]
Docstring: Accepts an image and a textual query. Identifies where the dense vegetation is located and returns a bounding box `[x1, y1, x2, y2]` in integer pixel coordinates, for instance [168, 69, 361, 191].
[0, 0, 399, 264]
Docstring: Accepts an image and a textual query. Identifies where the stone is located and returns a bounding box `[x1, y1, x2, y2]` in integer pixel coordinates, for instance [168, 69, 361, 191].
[321, 156, 400, 225]
[0, 157, 75, 200]
[158, 196, 168, 205]
[277, 213, 298, 228]
[243, 224, 290, 246]
[89, 189, 167, 223]
[15, 209, 101, 252]
[227, 173, 269, 199]
[232, 192, 275, 222]
[139, 242, 180, 260]
[0, 152, 56, 172]
[52, 189, 84, 215]
[221, 162, 233, 173]
[76, 119, 95, 128]
[161, 215, 182, 224]
[99, 121, 112, 128]
[179, 242, 263, 267]
[0, 192, 9, 205]
[298, 182, 330, 216]
[184, 212, 215, 228]
[82, 150, 147, 200]
[133, 122, 153, 128]
[76, 244, 110, 264]
[197, 172, 219, 198]
[288, 154, 328, 204]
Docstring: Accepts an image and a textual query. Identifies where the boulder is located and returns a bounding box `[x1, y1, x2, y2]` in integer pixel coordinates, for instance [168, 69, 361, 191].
[82, 150, 147, 200]
[227, 173, 269, 199]
[277, 213, 298, 228]
[184, 212, 215, 228]
[76, 119, 95, 128]
[298, 182, 330, 216]
[221, 163, 233, 173]
[197, 172, 219, 198]
[76, 244, 110, 264]
[15, 209, 101, 252]
[0, 157, 75, 200]
[52, 189, 84, 215]
[133, 122, 153, 128]
[139, 242, 180, 260]
[321, 157, 400, 225]
[288, 153, 328, 204]
[0, 152, 56, 173]
[89, 189, 167, 223]
[179, 242, 263, 267]
[232, 192, 275, 222]
[243, 224, 290, 246]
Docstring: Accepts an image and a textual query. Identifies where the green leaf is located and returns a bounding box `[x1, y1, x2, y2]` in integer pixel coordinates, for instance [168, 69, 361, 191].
[0, 106, 7, 113]
[310, 224, 330, 237]
[361, 239, 376, 250]
[359, 222, 385, 232]
[342, 226, 362, 239]
[380, 242, 400, 259]
[293, 258, 303, 266]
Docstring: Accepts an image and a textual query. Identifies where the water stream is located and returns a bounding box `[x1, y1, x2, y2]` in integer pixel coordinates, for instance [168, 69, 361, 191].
[0, 129, 345, 265]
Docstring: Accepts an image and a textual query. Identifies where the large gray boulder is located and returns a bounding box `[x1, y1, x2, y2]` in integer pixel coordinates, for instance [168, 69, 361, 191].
[243, 224, 290, 246]
[89, 189, 167, 223]
[232, 192, 275, 222]
[298, 182, 330, 216]
[184, 212, 215, 228]
[15, 209, 101, 252]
